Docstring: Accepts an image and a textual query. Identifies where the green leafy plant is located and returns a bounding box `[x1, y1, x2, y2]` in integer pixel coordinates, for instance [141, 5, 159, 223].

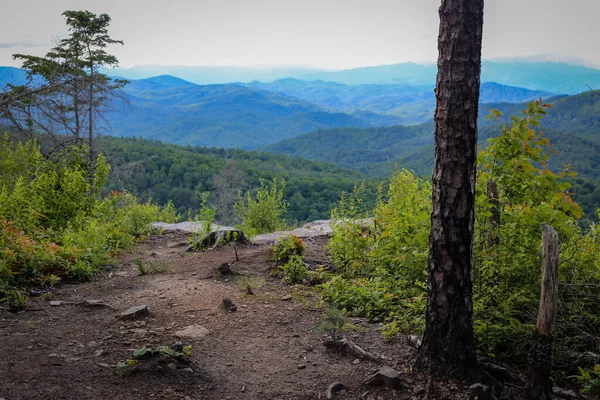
[315, 305, 353, 340]
[574, 365, 600, 397]
[0, 137, 178, 308]
[272, 235, 306, 265]
[318, 101, 600, 369]
[0, 288, 28, 311]
[234, 178, 288, 237]
[187, 191, 218, 251]
[281, 255, 308, 284]
[118, 344, 193, 371]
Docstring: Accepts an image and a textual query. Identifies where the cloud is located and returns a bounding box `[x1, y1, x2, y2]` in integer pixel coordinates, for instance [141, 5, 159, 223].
[0, 41, 40, 49]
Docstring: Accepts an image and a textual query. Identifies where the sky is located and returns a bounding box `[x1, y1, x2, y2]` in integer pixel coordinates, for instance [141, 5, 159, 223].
[1, 0, 599, 70]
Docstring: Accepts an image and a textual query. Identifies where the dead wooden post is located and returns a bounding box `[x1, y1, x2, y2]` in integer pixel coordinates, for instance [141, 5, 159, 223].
[486, 179, 500, 248]
[526, 224, 559, 400]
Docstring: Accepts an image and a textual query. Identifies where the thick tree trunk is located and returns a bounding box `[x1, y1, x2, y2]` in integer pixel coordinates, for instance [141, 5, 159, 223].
[417, 0, 484, 380]
[526, 224, 559, 400]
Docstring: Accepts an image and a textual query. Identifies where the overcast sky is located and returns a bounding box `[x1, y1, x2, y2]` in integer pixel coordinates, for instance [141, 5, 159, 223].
[1, 0, 599, 70]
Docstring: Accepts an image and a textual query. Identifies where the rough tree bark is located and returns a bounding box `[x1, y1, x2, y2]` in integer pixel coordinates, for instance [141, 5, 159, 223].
[416, 0, 485, 380]
[525, 224, 559, 400]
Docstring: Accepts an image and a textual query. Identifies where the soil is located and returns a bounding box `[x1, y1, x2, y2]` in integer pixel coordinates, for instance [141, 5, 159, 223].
[0, 232, 474, 400]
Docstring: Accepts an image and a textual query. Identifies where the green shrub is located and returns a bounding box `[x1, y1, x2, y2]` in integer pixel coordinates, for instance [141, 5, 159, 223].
[282, 255, 307, 284]
[272, 235, 305, 265]
[319, 102, 600, 369]
[234, 178, 287, 237]
[188, 191, 217, 250]
[0, 136, 178, 308]
[315, 305, 352, 340]
[0, 287, 28, 311]
[575, 365, 600, 397]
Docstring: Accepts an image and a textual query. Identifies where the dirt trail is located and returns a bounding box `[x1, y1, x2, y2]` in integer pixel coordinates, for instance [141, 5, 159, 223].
[0, 232, 461, 400]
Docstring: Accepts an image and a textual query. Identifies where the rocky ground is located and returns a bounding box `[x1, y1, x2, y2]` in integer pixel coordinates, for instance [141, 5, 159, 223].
[0, 226, 537, 399]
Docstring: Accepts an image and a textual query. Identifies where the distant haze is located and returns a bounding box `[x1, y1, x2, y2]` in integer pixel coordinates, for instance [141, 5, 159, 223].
[1, 0, 600, 70]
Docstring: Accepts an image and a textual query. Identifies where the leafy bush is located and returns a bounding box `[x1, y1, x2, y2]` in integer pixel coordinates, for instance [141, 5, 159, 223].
[0, 136, 178, 308]
[282, 255, 308, 284]
[319, 101, 600, 368]
[234, 178, 288, 237]
[188, 191, 217, 250]
[272, 235, 305, 265]
[575, 365, 600, 397]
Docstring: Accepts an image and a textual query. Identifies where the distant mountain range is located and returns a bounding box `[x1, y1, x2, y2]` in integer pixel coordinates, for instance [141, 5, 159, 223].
[106, 76, 564, 148]
[264, 91, 600, 179]
[112, 60, 600, 94]
[1, 63, 597, 151]
[245, 79, 552, 125]
[105, 77, 372, 149]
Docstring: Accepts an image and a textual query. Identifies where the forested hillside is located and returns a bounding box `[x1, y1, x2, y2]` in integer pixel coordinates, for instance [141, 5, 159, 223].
[105, 81, 371, 149]
[97, 136, 380, 224]
[264, 94, 600, 222]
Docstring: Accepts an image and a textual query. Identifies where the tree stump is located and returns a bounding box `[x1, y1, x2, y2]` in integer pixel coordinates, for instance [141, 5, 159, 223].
[184, 229, 249, 252]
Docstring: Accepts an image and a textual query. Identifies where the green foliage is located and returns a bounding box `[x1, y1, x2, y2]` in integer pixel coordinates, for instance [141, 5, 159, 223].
[314, 305, 352, 340]
[195, 191, 217, 236]
[319, 101, 600, 368]
[187, 191, 217, 250]
[3, 10, 127, 165]
[281, 255, 308, 284]
[0, 137, 176, 308]
[328, 184, 374, 274]
[575, 365, 600, 397]
[98, 135, 380, 224]
[0, 287, 28, 311]
[272, 235, 306, 265]
[119, 344, 193, 370]
[235, 178, 288, 237]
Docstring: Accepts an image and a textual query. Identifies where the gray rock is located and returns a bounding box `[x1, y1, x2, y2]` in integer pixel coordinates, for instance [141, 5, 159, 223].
[365, 366, 405, 389]
[469, 383, 498, 400]
[49, 301, 63, 306]
[119, 305, 149, 320]
[280, 294, 292, 301]
[175, 324, 210, 340]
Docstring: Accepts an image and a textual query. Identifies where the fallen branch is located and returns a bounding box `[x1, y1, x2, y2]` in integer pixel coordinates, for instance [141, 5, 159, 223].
[324, 338, 382, 364]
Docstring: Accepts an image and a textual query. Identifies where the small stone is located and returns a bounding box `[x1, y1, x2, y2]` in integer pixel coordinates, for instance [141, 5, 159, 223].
[94, 349, 104, 357]
[119, 305, 149, 320]
[352, 358, 360, 365]
[167, 363, 177, 371]
[175, 324, 210, 340]
[87, 341, 97, 348]
[97, 363, 111, 368]
[280, 294, 292, 301]
[182, 368, 194, 374]
[49, 301, 63, 306]
[365, 366, 405, 389]
[297, 364, 306, 369]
